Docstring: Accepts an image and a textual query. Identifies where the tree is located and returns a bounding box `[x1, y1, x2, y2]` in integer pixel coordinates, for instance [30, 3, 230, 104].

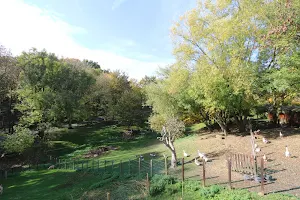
[169, 0, 271, 133]
[16, 50, 95, 130]
[50, 59, 95, 128]
[2, 126, 35, 153]
[114, 81, 149, 127]
[83, 59, 102, 70]
[154, 117, 185, 168]
[0, 45, 19, 133]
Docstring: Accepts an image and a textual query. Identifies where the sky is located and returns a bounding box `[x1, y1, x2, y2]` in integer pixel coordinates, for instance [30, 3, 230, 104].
[0, 0, 197, 79]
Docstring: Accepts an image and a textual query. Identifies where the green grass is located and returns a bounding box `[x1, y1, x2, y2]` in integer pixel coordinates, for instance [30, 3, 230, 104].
[1, 123, 298, 200]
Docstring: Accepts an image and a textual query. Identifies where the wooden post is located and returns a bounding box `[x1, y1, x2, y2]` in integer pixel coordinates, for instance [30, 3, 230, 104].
[139, 158, 141, 177]
[182, 158, 184, 181]
[202, 160, 206, 187]
[260, 158, 265, 196]
[107, 192, 110, 200]
[146, 173, 150, 192]
[164, 156, 168, 175]
[150, 159, 153, 177]
[120, 160, 122, 176]
[228, 158, 232, 189]
[129, 159, 131, 175]
[4, 171, 7, 179]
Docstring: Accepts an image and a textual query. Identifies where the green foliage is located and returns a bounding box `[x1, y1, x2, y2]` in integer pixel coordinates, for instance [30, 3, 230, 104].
[199, 185, 223, 199]
[2, 126, 35, 153]
[149, 174, 177, 196]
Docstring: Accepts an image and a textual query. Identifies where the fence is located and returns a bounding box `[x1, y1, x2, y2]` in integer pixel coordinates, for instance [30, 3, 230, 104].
[0, 153, 270, 197]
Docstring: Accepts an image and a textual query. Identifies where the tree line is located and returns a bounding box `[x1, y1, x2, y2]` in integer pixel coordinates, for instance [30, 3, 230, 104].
[0, 47, 152, 153]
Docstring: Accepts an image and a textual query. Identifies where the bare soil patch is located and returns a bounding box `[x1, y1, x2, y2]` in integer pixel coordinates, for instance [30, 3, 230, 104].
[180, 128, 300, 197]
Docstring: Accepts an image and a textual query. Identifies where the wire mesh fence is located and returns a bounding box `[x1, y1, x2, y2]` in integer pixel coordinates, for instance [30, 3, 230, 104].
[0, 153, 273, 197]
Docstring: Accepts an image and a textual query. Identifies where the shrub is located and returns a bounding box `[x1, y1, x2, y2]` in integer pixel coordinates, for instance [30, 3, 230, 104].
[199, 185, 224, 198]
[149, 174, 177, 196]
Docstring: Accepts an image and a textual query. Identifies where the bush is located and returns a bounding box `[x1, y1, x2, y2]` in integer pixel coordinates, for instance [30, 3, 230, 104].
[199, 185, 224, 198]
[149, 174, 177, 196]
[165, 182, 181, 195]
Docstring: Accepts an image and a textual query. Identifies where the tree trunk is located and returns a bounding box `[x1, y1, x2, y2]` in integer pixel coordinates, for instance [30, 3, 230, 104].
[170, 149, 177, 168]
[235, 116, 248, 133]
[215, 120, 229, 136]
[68, 117, 73, 129]
[169, 141, 177, 168]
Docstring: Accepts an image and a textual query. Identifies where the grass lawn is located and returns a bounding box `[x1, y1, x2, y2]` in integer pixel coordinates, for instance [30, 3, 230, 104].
[1, 123, 299, 199]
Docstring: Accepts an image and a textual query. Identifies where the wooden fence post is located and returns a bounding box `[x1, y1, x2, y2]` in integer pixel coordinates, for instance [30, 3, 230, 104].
[150, 159, 153, 177]
[259, 158, 265, 196]
[4, 171, 7, 179]
[182, 158, 184, 181]
[202, 160, 206, 187]
[228, 158, 232, 189]
[146, 173, 150, 192]
[107, 192, 110, 200]
[129, 159, 131, 175]
[120, 160, 122, 176]
[164, 156, 168, 175]
[139, 158, 141, 177]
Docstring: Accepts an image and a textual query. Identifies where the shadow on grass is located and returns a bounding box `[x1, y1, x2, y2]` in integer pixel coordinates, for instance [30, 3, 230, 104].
[47, 123, 160, 159]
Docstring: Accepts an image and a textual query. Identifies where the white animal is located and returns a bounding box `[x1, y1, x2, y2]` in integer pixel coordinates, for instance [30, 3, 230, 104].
[280, 132, 284, 138]
[0, 184, 3, 195]
[255, 147, 261, 153]
[48, 165, 55, 170]
[140, 155, 144, 161]
[202, 156, 209, 162]
[194, 158, 201, 166]
[149, 153, 156, 157]
[263, 154, 267, 162]
[285, 145, 291, 157]
[262, 137, 269, 144]
[197, 150, 205, 158]
[254, 130, 261, 135]
[183, 150, 190, 157]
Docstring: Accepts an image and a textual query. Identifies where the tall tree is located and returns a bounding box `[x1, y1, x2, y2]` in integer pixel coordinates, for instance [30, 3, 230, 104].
[0, 45, 19, 133]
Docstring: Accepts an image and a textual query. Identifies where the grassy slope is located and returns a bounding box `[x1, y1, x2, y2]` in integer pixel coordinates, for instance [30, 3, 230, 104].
[1, 123, 297, 200]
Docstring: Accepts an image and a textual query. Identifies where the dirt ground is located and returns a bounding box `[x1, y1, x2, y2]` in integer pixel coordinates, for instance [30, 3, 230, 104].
[178, 127, 300, 197]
